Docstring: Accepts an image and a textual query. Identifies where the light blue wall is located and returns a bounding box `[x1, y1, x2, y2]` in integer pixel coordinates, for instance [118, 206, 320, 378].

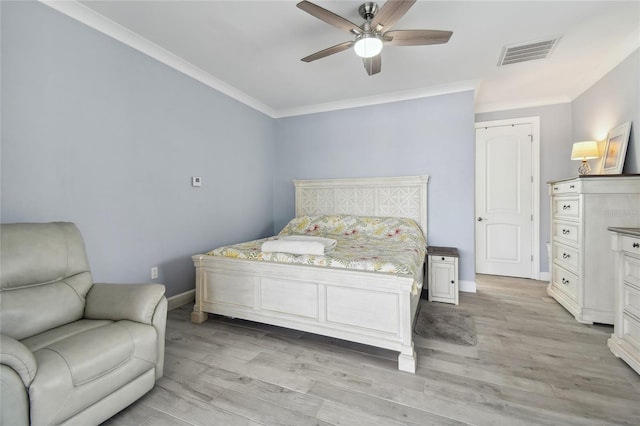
[475, 103, 573, 274]
[274, 92, 477, 282]
[1, 1, 276, 297]
[572, 49, 639, 174]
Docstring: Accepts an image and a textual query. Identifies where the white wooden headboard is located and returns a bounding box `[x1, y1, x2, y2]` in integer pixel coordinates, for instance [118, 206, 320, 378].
[294, 175, 429, 240]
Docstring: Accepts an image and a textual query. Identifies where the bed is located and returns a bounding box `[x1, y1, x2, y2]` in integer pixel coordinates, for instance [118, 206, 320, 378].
[191, 175, 429, 373]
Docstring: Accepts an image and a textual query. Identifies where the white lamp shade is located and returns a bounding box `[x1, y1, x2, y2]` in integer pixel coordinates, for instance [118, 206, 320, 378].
[354, 34, 383, 58]
[571, 141, 599, 160]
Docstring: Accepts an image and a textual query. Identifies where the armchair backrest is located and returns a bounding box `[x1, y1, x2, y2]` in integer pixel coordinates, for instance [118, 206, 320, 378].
[1, 222, 93, 340]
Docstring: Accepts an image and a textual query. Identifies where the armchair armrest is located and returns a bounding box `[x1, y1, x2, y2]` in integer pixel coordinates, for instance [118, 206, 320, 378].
[1, 334, 37, 387]
[85, 283, 166, 324]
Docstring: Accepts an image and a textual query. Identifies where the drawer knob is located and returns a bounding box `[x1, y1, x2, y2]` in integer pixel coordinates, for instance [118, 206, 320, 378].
[553, 186, 559, 190]
[633, 242, 640, 248]
[562, 278, 570, 285]
[451, 280, 455, 284]
[562, 205, 571, 210]
[562, 253, 571, 259]
[569, 185, 575, 189]
[442, 257, 445, 261]
[562, 229, 570, 235]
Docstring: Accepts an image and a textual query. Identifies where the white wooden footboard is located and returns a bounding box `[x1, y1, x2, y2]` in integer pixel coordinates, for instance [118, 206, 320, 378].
[192, 175, 429, 373]
[192, 255, 422, 373]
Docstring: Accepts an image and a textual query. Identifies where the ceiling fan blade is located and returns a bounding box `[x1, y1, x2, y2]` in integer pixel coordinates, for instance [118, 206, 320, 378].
[301, 41, 354, 62]
[363, 55, 381, 76]
[297, 1, 362, 34]
[371, 0, 416, 31]
[384, 30, 453, 46]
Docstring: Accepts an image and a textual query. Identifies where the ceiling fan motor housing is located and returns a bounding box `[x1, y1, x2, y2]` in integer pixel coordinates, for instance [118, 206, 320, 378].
[359, 2, 378, 21]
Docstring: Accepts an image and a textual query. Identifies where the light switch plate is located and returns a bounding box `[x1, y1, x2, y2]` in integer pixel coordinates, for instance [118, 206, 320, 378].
[192, 176, 202, 187]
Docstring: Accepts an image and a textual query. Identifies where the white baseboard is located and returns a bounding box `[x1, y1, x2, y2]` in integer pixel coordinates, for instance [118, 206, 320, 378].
[539, 271, 551, 282]
[167, 289, 195, 311]
[459, 280, 476, 293]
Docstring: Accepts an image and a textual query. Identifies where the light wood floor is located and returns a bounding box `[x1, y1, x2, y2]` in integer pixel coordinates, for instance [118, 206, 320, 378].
[105, 275, 640, 426]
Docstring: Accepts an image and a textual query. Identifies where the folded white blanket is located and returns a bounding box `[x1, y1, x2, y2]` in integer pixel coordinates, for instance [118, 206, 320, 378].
[261, 235, 337, 255]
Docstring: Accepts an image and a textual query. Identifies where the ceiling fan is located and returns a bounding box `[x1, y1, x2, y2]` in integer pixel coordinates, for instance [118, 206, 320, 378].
[297, 0, 453, 76]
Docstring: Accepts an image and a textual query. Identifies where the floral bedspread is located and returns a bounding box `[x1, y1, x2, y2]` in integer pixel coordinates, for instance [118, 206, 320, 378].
[207, 215, 426, 281]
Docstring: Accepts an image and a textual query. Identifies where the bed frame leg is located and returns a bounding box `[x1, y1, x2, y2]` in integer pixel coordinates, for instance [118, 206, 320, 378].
[191, 310, 208, 324]
[398, 342, 417, 373]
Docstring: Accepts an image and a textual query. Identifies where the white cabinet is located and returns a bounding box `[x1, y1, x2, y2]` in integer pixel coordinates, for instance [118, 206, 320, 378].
[427, 246, 459, 305]
[548, 176, 640, 324]
[608, 228, 640, 374]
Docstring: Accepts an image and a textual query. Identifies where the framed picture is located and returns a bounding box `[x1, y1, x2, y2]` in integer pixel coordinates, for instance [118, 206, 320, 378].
[600, 122, 631, 174]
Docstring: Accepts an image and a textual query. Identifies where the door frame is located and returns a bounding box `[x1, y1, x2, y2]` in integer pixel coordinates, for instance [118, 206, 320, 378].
[474, 116, 541, 280]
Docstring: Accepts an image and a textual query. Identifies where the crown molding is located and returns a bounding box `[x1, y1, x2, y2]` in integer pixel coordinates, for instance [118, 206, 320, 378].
[39, 0, 277, 118]
[273, 80, 480, 118]
[475, 95, 571, 114]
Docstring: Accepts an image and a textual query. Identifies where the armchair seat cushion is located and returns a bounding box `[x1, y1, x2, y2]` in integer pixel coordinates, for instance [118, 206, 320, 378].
[28, 321, 158, 425]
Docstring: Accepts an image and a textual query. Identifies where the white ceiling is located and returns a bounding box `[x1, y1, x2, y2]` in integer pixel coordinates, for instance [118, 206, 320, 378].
[47, 1, 640, 117]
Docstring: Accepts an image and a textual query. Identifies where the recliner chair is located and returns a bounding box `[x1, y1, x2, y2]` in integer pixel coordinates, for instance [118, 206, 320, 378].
[0, 222, 167, 426]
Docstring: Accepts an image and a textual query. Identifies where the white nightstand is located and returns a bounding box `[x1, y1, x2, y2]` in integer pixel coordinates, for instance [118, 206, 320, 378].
[427, 246, 459, 305]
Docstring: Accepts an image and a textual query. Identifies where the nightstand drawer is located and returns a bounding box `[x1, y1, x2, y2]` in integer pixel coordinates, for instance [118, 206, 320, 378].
[552, 264, 578, 300]
[432, 255, 456, 263]
[621, 236, 640, 258]
[553, 221, 580, 245]
[552, 242, 579, 273]
[552, 197, 580, 220]
[551, 181, 581, 194]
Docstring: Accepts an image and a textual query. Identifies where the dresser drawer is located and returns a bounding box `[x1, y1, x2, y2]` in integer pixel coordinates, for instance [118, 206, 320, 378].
[552, 197, 580, 220]
[623, 254, 640, 288]
[552, 242, 579, 273]
[553, 221, 580, 245]
[623, 282, 640, 319]
[552, 264, 578, 300]
[622, 312, 640, 353]
[551, 181, 580, 194]
[621, 236, 640, 258]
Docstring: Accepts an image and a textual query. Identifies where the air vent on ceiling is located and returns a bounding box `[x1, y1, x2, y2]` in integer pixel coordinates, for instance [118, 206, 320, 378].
[498, 36, 561, 66]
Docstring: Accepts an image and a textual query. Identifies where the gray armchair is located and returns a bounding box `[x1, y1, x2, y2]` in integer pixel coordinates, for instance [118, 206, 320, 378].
[0, 222, 167, 426]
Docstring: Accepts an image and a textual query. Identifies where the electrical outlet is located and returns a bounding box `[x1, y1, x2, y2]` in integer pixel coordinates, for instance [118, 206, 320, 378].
[151, 266, 158, 280]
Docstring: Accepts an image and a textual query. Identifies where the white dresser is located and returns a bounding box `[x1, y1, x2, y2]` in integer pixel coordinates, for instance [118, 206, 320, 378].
[548, 176, 640, 324]
[607, 228, 640, 374]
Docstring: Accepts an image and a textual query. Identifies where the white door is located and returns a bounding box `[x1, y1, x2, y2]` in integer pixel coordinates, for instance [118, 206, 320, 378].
[475, 123, 534, 278]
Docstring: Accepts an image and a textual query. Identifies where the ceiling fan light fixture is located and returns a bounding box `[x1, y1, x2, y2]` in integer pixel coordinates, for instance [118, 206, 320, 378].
[354, 33, 383, 58]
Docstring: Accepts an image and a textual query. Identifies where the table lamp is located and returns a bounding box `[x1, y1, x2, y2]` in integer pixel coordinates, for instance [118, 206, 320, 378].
[571, 141, 599, 175]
